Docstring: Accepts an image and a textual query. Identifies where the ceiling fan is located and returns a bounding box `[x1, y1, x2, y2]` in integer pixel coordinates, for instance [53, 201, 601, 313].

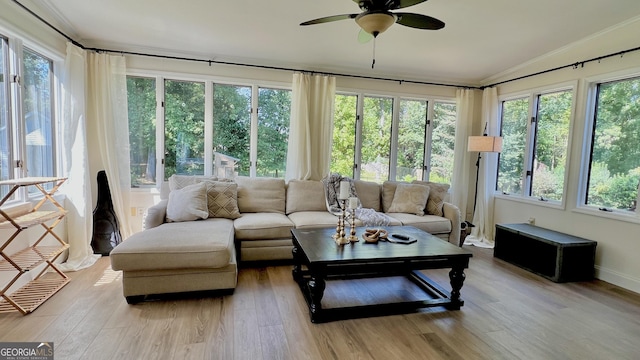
[300, 0, 445, 39]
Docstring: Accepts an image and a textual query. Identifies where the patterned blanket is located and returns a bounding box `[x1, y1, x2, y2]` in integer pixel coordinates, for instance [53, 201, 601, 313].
[321, 174, 392, 226]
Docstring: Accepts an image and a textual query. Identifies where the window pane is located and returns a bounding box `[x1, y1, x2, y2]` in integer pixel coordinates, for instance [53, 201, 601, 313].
[396, 99, 426, 182]
[587, 77, 640, 211]
[0, 38, 10, 198]
[164, 79, 205, 179]
[213, 84, 251, 177]
[127, 76, 156, 187]
[497, 98, 528, 195]
[431, 102, 457, 183]
[331, 94, 357, 177]
[531, 91, 572, 201]
[257, 88, 290, 178]
[23, 49, 54, 182]
[361, 96, 392, 183]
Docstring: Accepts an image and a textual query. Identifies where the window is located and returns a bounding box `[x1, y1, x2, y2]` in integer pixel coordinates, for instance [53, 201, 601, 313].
[163, 79, 205, 179]
[361, 96, 393, 182]
[585, 76, 640, 213]
[396, 99, 427, 182]
[0, 34, 57, 200]
[430, 102, 457, 183]
[497, 89, 573, 202]
[257, 87, 290, 178]
[126, 76, 292, 185]
[0, 37, 10, 197]
[331, 93, 457, 184]
[212, 84, 251, 177]
[331, 94, 357, 177]
[127, 76, 156, 187]
[22, 49, 55, 183]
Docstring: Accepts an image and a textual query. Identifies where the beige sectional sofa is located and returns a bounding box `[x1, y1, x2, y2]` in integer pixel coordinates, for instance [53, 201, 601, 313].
[110, 175, 461, 303]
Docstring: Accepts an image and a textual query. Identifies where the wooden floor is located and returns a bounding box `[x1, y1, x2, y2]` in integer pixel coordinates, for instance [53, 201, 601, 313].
[2, 246, 640, 360]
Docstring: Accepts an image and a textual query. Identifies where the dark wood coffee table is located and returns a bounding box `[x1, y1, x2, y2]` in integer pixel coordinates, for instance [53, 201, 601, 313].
[291, 226, 473, 323]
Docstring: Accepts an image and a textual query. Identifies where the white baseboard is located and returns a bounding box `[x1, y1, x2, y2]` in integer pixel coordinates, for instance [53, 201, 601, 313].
[595, 265, 640, 295]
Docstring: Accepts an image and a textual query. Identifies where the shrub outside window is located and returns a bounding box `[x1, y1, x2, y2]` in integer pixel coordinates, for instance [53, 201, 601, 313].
[585, 76, 640, 212]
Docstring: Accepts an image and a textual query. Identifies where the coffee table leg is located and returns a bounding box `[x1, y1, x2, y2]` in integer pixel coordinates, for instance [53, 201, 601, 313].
[447, 266, 466, 310]
[291, 246, 302, 283]
[308, 275, 325, 322]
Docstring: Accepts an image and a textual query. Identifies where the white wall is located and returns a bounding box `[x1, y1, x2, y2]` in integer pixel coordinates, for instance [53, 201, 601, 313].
[487, 17, 640, 293]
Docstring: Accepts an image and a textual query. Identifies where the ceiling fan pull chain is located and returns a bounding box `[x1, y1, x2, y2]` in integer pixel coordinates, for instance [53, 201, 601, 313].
[371, 37, 376, 69]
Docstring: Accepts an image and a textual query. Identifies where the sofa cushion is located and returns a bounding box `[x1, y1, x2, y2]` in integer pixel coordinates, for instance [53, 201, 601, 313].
[110, 218, 234, 271]
[200, 180, 241, 219]
[287, 211, 340, 229]
[354, 180, 381, 211]
[286, 180, 327, 214]
[388, 183, 430, 216]
[386, 213, 452, 234]
[412, 180, 450, 217]
[235, 176, 286, 214]
[166, 182, 209, 222]
[233, 212, 294, 240]
[381, 181, 398, 213]
[168, 174, 217, 191]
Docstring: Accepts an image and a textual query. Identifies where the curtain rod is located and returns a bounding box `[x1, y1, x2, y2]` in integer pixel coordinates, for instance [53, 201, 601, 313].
[13, 0, 640, 91]
[11, 0, 474, 90]
[481, 45, 640, 89]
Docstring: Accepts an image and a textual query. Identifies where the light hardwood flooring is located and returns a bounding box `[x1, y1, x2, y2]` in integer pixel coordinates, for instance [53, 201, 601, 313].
[1, 246, 640, 360]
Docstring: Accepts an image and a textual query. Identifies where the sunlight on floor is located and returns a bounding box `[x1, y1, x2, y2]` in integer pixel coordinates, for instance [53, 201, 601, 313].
[94, 267, 122, 286]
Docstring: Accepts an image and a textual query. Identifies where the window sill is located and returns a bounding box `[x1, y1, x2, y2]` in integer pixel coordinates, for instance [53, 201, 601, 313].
[493, 193, 565, 210]
[572, 206, 640, 225]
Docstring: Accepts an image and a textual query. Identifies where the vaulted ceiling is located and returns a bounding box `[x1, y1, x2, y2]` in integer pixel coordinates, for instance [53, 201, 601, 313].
[29, 0, 640, 86]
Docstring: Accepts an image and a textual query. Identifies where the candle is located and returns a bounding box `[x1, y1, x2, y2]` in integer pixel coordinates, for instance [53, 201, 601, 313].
[349, 197, 358, 209]
[339, 181, 350, 200]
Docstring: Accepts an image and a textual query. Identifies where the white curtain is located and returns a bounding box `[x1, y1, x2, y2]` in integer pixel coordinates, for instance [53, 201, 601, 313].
[86, 52, 133, 240]
[58, 43, 99, 272]
[285, 73, 336, 181]
[450, 88, 475, 221]
[465, 87, 500, 248]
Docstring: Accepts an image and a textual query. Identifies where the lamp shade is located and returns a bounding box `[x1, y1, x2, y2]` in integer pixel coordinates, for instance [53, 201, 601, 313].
[468, 136, 503, 153]
[355, 13, 396, 36]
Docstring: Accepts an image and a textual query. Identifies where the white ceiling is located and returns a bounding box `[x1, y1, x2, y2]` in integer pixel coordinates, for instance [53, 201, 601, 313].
[30, 0, 640, 86]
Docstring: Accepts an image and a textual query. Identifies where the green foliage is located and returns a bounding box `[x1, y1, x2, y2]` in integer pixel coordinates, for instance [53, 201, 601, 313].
[361, 96, 392, 182]
[257, 88, 291, 178]
[431, 102, 457, 183]
[396, 99, 426, 181]
[164, 80, 205, 178]
[331, 94, 357, 177]
[127, 77, 156, 186]
[213, 84, 251, 176]
[497, 98, 528, 194]
[587, 77, 640, 209]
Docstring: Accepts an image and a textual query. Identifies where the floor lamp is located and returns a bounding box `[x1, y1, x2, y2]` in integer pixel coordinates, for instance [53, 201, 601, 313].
[467, 134, 502, 226]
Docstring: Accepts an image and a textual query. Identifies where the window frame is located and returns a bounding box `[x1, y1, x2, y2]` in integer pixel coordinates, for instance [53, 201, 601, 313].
[126, 70, 292, 190]
[577, 69, 640, 221]
[0, 31, 61, 204]
[332, 88, 456, 183]
[495, 81, 577, 209]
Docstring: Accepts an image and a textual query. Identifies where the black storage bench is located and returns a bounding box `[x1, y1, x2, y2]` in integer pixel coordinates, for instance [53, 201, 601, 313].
[494, 223, 597, 282]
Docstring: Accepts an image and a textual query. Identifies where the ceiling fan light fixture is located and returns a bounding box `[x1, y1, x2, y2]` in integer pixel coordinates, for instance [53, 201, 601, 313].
[355, 13, 396, 36]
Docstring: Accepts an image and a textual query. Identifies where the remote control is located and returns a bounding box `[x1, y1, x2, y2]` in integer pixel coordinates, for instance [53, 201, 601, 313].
[392, 234, 410, 240]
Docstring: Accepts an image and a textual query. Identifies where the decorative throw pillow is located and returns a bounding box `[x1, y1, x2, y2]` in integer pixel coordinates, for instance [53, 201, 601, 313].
[168, 174, 217, 191]
[387, 183, 430, 216]
[412, 180, 450, 216]
[198, 180, 241, 219]
[166, 182, 209, 222]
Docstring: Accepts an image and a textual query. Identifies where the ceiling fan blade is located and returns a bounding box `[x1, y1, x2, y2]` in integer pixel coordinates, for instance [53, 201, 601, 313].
[394, 0, 429, 10]
[395, 12, 445, 30]
[357, 29, 374, 43]
[353, 0, 428, 11]
[300, 14, 358, 26]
